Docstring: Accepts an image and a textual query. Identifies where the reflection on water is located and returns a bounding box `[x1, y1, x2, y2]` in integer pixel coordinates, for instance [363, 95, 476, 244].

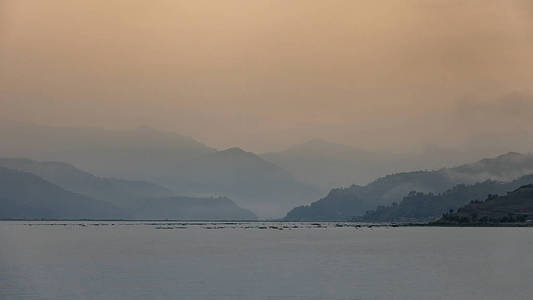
[1, 221, 532, 300]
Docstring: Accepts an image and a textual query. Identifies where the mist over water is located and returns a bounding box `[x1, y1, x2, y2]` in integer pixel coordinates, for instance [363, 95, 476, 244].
[1, 221, 532, 300]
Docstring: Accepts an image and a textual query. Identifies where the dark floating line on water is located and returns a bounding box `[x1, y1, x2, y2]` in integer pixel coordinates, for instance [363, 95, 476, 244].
[12, 221, 412, 231]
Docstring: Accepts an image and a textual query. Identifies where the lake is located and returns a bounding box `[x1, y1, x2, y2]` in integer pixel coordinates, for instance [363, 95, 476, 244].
[1, 221, 532, 299]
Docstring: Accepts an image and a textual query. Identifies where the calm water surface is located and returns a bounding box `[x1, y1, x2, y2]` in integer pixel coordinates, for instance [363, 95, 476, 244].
[1, 221, 532, 300]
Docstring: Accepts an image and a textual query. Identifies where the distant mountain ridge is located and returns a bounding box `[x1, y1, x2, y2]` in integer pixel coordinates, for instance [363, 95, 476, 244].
[0, 167, 120, 219]
[0, 158, 173, 208]
[284, 152, 533, 221]
[0, 160, 257, 220]
[4, 122, 533, 220]
[161, 147, 320, 218]
[0, 123, 319, 218]
[0, 123, 215, 180]
[443, 152, 533, 183]
[262, 139, 398, 191]
[261, 139, 487, 192]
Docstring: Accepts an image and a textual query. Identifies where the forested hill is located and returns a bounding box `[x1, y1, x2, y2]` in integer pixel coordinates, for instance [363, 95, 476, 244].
[284, 153, 533, 221]
[356, 174, 533, 222]
[433, 184, 533, 225]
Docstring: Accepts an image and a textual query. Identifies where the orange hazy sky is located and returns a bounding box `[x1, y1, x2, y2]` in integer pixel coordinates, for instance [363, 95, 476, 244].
[1, 0, 532, 152]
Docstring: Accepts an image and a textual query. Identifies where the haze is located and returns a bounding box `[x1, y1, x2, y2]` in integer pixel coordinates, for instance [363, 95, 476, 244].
[1, 0, 532, 153]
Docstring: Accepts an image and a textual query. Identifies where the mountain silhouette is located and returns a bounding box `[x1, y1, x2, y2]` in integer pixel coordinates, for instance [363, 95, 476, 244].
[161, 147, 320, 218]
[284, 152, 533, 221]
[0, 158, 172, 208]
[0, 167, 120, 219]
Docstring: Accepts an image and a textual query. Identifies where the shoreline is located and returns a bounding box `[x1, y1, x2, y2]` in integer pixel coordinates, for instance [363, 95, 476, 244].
[1, 219, 532, 227]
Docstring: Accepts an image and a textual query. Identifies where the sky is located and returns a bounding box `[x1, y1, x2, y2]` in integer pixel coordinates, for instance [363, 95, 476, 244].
[1, 0, 532, 153]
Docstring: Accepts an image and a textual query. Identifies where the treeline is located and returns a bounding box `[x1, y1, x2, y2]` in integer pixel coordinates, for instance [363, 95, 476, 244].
[433, 184, 533, 225]
[355, 175, 533, 223]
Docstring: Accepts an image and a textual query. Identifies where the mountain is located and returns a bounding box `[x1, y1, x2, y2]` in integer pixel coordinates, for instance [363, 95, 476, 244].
[284, 152, 533, 221]
[356, 174, 533, 222]
[0, 123, 319, 218]
[0, 167, 120, 219]
[0, 123, 215, 180]
[0, 158, 173, 208]
[443, 152, 533, 183]
[433, 184, 533, 225]
[130, 196, 256, 220]
[284, 170, 457, 221]
[263, 140, 533, 193]
[0, 165, 257, 220]
[160, 147, 321, 218]
[262, 139, 400, 191]
[261, 139, 486, 192]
